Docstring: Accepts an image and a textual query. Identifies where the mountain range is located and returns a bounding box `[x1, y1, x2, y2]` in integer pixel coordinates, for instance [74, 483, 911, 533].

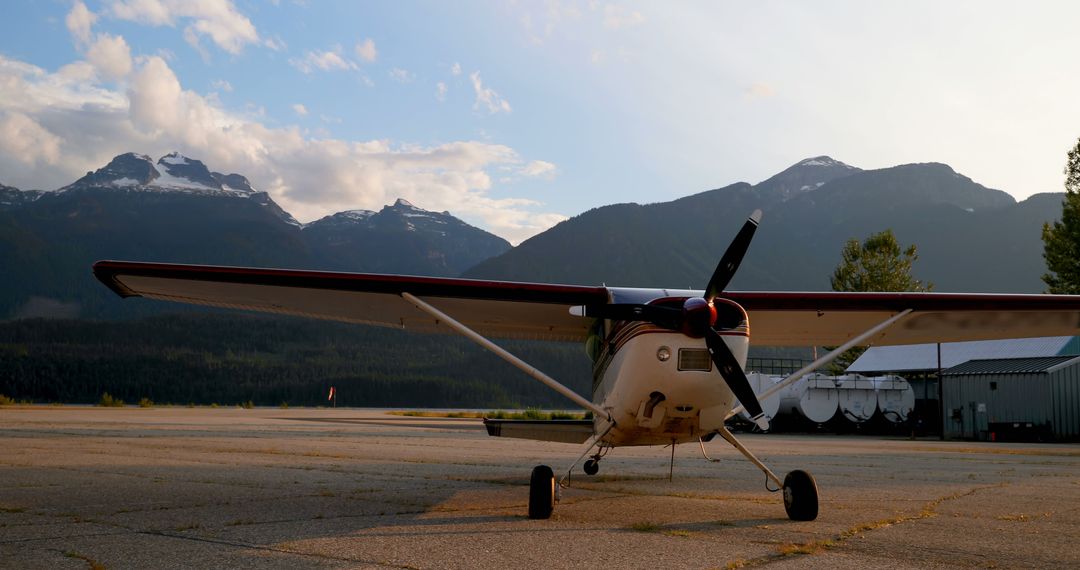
[0, 152, 510, 318]
[466, 157, 1058, 293]
[0, 152, 1065, 320]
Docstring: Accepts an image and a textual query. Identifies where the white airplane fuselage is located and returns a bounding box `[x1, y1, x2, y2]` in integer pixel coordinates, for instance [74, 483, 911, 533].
[591, 317, 748, 447]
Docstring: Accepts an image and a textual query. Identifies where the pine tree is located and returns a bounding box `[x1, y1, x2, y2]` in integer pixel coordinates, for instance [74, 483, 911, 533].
[831, 229, 931, 293]
[827, 229, 931, 372]
[1042, 138, 1080, 294]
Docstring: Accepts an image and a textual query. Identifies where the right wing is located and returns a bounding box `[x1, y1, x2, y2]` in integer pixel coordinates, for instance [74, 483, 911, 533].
[93, 261, 610, 342]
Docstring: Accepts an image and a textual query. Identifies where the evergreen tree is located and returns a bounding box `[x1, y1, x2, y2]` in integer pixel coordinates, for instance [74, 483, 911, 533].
[1042, 138, 1080, 294]
[827, 229, 931, 372]
[831, 229, 932, 293]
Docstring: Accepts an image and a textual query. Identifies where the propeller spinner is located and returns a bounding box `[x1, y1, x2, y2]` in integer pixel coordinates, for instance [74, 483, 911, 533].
[577, 210, 770, 430]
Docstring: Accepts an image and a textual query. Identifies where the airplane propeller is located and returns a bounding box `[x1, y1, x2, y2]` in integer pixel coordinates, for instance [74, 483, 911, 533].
[574, 210, 770, 430]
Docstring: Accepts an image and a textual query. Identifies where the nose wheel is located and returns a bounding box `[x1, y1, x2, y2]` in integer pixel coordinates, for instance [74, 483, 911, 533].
[583, 459, 599, 475]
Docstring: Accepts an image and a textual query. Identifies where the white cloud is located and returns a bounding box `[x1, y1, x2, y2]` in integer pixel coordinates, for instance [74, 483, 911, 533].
[355, 38, 377, 62]
[211, 79, 233, 92]
[0, 111, 62, 166]
[435, 81, 447, 102]
[86, 33, 133, 80]
[109, 0, 260, 54]
[290, 49, 356, 73]
[603, 4, 645, 29]
[450, 62, 461, 75]
[291, 103, 308, 116]
[0, 54, 563, 244]
[522, 160, 557, 178]
[470, 71, 512, 114]
[66, 1, 97, 46]
[389, 68, 414, 83]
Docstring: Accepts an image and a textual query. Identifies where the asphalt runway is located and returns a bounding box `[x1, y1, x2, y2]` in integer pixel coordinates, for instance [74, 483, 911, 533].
[2, 407, 1078, 569]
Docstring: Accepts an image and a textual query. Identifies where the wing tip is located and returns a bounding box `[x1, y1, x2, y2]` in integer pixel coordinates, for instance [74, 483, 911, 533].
[92, 260, 140, 299]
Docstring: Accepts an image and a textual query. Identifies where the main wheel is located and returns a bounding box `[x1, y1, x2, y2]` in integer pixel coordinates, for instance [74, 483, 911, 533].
[583, 459, 599, 475]
[782, 469, 819, 521]
[528, 465, 555, 519]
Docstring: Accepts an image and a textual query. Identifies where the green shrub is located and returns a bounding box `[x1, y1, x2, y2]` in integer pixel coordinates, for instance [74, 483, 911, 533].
[98, 392, 124, 407]
[0, 394, 15, 406]
[138, 398, 154, 408]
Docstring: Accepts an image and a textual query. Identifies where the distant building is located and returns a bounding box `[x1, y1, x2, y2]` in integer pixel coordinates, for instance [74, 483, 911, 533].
[846, 337, 1080, 440]
[942, 356, 1080, 442]
[847, 336, 1080, 375]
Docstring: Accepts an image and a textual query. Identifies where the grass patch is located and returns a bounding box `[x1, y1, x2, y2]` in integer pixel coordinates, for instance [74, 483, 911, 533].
[64, 551, 106, 570]
[628, 521, 661, 532]
[996, 513, 1031, 522]
[777, 540, 834, 556]
[0, 506, 27, 513]
[225, 518, 255, 526]
[0, 394, 15, 405]
[388, 408, 587, 420]
[97, 392, 124, 407]
[662, 529, 692, 537]
[138, 397, 153, 408]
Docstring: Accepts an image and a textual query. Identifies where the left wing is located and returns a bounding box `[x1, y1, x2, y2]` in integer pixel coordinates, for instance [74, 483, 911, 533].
[93, 261, 609, 341]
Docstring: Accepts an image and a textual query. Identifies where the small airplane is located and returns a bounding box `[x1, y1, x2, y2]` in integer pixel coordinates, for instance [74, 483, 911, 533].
[93, 211, 1080, 521]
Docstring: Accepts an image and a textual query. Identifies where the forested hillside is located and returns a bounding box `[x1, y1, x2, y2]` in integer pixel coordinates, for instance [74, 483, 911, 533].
[0, 314, 592, 408]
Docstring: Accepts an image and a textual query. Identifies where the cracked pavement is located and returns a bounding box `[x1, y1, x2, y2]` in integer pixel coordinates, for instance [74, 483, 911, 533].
[1, 407, 1078, 569]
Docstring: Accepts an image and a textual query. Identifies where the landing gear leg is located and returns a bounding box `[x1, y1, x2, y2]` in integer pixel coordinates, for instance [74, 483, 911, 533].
[713, 425, 819, 521]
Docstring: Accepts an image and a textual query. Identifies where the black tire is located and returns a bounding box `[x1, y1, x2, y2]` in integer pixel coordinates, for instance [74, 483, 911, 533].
[583, 459, 599, 476]
[529, 465, 555, 519]
[782, 469, 819, 521]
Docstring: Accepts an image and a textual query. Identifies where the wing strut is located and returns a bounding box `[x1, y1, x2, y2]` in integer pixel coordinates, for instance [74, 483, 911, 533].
[401, 292, 612, 422]
[725, 308, 915, 420]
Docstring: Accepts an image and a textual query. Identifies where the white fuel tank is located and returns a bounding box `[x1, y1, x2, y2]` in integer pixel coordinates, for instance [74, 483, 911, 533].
[873, 375, 915, 424]
[740, 372, 781, 423]
[836, 374, 878, 424]
[777, 373, 839, 424]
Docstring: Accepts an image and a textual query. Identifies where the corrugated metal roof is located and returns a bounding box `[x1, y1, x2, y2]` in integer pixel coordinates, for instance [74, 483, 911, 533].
[846, 336, 1080, 374]
[942, 355, 1080, 376]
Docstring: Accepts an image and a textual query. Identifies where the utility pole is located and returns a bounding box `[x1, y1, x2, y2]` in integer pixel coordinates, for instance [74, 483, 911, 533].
[937, 343, 944, 440]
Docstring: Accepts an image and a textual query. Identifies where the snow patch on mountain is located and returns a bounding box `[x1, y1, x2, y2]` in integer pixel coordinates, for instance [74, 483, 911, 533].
[159, 152, 190, 166]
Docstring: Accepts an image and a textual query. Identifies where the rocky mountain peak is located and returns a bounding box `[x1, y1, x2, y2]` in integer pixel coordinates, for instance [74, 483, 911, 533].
[754, 155, 863, 201]
[69, 152, 160, 188]
[211, 172, 256, 194]
[155, 153, 221, 190]
[0, 183, 44, 210]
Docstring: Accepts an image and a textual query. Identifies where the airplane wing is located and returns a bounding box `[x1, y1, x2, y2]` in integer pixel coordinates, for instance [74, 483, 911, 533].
[94, 261, 1080, 347]
[93, 261, 610, 342]
[724, 291, 1080, 346]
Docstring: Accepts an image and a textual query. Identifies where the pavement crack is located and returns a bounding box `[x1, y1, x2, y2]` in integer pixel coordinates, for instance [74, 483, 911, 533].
[727, 483, 1005, 568]
[137, 529, 415, 568]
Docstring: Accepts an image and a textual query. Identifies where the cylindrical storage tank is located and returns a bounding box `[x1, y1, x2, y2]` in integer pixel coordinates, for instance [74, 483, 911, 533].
[740, 373, 781, 422]
[777, 373, 839, 424]
[873, 374, 915, 424]
[836, 374, 878, 424]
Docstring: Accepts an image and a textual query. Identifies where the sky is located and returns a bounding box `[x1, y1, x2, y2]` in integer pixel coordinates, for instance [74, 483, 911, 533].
[1, 1, 1079, 244]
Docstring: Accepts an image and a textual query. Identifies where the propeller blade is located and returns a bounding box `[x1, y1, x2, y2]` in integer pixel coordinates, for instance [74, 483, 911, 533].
[704, 209, 762, 301]
[704, 328, 769, 430]
[573, 304, 682, 329]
